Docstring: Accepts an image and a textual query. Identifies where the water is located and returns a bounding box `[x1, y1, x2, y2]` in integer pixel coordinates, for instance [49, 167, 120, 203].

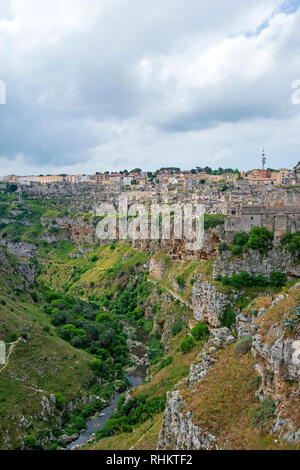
[66, 365, 146, 450]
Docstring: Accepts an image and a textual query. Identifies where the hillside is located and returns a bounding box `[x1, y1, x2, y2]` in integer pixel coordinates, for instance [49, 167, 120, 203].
[0, 188, 299, 451]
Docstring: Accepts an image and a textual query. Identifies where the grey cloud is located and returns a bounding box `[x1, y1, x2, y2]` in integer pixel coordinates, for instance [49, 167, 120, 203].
[0, 0, 299, 172]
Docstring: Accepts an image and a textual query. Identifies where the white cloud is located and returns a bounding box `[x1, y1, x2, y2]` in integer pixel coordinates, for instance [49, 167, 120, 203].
[0, 0, 300, 174]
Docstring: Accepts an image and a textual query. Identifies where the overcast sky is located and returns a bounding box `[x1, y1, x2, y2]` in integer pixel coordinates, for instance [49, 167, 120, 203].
[0, 0, 300, 175]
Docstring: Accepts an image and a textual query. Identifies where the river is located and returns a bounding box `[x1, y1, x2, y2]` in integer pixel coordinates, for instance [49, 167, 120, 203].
[66, 365, 147, 450]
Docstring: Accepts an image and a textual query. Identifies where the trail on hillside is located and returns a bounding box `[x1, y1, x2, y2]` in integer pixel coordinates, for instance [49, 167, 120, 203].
[0, 338, 22, 374]
[147, 278, 194, 310]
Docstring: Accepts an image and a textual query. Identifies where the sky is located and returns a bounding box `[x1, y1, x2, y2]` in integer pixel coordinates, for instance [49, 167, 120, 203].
[0, 0, 300, 175]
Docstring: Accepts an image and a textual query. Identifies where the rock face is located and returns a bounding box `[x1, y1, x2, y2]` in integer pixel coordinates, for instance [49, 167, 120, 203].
[213, 248, 300, 279]
[192, 279, 237, 328]
[236, 313, 257, 339]
[1, 242, 37, 259]
[188, 349, 218, 385]
[18, 262, 35, 283]
[0, 248, 34, 284]
[157, 390, 218, 450]
[158, 328, 235, 449]
[189, 328, 235, 385]
[149, 258, 166, 280]
[250, 286, 300, 442]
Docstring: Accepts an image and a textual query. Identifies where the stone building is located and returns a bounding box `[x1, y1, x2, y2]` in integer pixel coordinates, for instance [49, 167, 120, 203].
[225, 205, 300, 239]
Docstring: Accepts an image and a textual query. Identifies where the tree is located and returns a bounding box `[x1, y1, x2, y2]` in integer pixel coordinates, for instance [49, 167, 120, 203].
[269, 271, 287, 287]
[180, 336, 195, 353]
[234, 232, 249, 246]
[89, 359, 104, 375]
[247, 227, 274, 254]
[191, 322, 209, 341]
[54, 392, 67, 410]
[23, 435, 37, 449]
[175, 275, 185, 289]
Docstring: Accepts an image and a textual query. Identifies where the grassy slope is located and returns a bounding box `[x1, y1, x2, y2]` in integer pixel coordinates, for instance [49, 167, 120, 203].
[0, 251, 95, 449]
[180, 345, 300, 450]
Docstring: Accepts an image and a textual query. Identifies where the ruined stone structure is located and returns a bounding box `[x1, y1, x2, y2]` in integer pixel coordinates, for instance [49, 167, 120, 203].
[225, 205, 300, 239]
[225, 188, 300, 239]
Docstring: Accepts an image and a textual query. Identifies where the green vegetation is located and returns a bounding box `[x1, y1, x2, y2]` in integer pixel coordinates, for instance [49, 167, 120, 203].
[251, 398, 276, 427]
[283, 306, 300, 330]
[43, 287, 130, 378]
[180, 336, 195, 353]
[218, 242, 229, 253]
[280, 231, 300, 260]
[234, 232, 249, 247]
[96, 395, 166, 440]
[157, 356, 173, 371]
[219, 271, 287, 290]
[191, 322, 209, 341]
[204, 214, 225, 230]
[220, 306, 236, 329]
[235, 336, 252, 355]
[175, 275, 185, 289]
[247, 227, 274, 254]
[172, 321, 183, 336]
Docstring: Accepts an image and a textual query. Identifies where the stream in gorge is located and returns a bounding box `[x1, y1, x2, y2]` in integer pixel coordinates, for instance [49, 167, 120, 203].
[66, 364, 147, 450]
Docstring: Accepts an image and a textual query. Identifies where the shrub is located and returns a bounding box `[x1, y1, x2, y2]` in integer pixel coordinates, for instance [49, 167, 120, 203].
[220, 306, 236, 329]
[269, 271, 287, 287]
[175, 275, 185, 289]
[234, 336, 252, 355]
[280, 231, 300, 260]
[89, 359, 104, 375]
[158, 356, 173, 371]
[218, 242, 228, 254]
[180, 336, 195, 353]
[172, 321, 183, 336]
[231, 245, 243, 256]
[30, 291, 38, 302]
[72, 415, 86, 432]
[96, 312, 112, 323]
[54, 393, 67, 410]
[191, 322, 209, 341]
[247, 227, 274, 254]
[220, 271, 286, 290]
[251, 397, 276, 427]
[8, 333, 18, 342]
[23, 435, 37, 449]
[234, 232, 249, 246]
[6, 183, 18, 193]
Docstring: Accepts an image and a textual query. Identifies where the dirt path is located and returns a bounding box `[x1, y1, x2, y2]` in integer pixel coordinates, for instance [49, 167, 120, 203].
[147, 278, 194, 310]
[0, 338, 22, 374]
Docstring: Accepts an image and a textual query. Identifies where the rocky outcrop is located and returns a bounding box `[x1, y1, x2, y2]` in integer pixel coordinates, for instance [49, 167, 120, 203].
[236, 313, 257, 339]
[192, 279, 238, 328]
[189, 328, 235, 385]
[1, 242, 37, 259]
[18, 262, 35, 283]
[157, 390, 218, 450]
[158, 328, 235, 449]
[213, 248, 300, 279]
[251, 285, 300, 442]
[149, 258, 166, 280]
